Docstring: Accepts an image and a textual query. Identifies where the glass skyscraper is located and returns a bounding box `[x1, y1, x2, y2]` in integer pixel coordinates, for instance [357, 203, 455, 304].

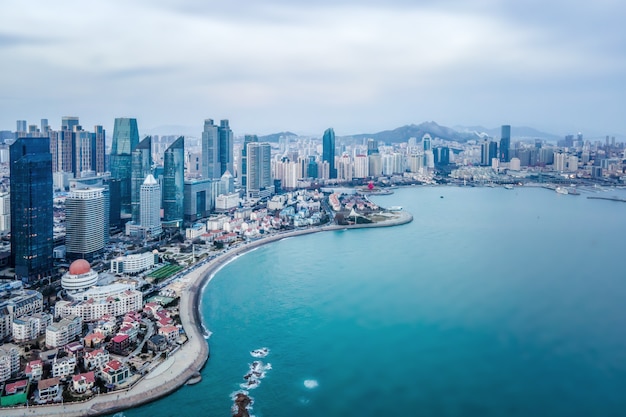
[162, 136, 185, 229]
[219, 119, 233, 176]
[202, 119, 220, 179]
[500, 125, 511, 163]
[10, 137, 54, 285]
[322, 128, 337, 179]
[110, 118, 139, 215]
[241, 134, 258, 188]
[131, 136, 153, 223]
[65, 187, 106, 261]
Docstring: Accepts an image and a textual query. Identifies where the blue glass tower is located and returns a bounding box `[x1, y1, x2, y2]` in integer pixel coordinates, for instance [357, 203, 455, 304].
[162, 136, 185, 229]
[110, 118, 139, 215]
[202, 119, 220, 179]
[131, 136, 153, 223]
[218, 120, 233, 176]
[322, 128, 336, 179]
[10, 137, 54, 285]
[500, 125, 511, 163]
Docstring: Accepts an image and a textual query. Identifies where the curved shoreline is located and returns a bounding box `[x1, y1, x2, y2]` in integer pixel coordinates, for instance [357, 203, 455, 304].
[2, 210, 412, 417]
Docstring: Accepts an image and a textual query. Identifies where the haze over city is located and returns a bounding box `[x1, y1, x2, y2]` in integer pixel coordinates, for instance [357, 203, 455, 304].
[1, 0, 625, 137]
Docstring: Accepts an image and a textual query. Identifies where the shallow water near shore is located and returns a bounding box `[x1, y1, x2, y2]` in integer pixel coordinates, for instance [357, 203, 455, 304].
[122, 186, 626, 417]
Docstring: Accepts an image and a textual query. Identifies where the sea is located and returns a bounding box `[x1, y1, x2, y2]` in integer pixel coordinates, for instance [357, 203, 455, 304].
[119, 185, 626, 417]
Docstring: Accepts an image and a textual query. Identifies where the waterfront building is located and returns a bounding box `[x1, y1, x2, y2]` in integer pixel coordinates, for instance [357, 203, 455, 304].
[72, 371, 95, 394]
[56, 284, 142, 322]
[37, 378, 61, 403]
[110, 118, 140, 215]
[202, 119, 220, 179]
[140, 174, 162, 237]
[500, 125, 511, 162]
[10, 136, 54, 285]
[162, 136, 185, 229]
[246, 142, 273, 199]
[101, 359, 130, 385]
[110, 251, 156, 275]
[323, 128, 337, 179]
[131, 136, 153, 223]
[45, 315, 83, 348]
[353, 155, 369, 178]
[52, 356, 76, 378]
[83, 349, 110, 371]
[241, 134, 258, 188]
[61, 259, 99, 293]
[65, 187, 106, 261]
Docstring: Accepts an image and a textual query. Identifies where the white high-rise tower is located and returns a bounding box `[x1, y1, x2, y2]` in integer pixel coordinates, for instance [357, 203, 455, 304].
[140, 174, 162, 237]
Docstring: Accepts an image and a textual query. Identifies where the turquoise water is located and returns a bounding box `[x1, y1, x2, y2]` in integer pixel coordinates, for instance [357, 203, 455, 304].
[124, 186, 626, 416]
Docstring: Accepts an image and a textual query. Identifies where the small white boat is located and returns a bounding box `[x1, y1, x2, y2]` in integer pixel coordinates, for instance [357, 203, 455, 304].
[556, 187, 568, 195]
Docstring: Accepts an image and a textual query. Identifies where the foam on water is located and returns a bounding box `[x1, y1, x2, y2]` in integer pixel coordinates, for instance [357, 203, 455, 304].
[304, 379, 318, 389]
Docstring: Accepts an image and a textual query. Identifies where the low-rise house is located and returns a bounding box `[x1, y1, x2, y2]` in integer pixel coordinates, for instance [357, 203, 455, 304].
[25, 359, 43, 381]
[147, 334, 167, 352]
[2, 379, 29, 407]
[143, 302, 162, 317]
[83, 349, 110, 372]
[84, 331, 106, 348]
[118, 322, 139, 342]
[65, 341, 84, 360]
[101, 360, 130, 385]
[52, 356, 76, 378]
[158, 325, 180, 344]
[110, 334, 130, 355]
[71, 371, 95, 394]
[37, 377, 61, 403]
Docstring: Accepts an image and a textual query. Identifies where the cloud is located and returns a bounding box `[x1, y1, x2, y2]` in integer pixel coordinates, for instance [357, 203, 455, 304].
[0, 0, 624, 136]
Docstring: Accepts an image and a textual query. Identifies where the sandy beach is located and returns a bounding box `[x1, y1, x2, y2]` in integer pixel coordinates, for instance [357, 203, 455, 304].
[1, 210, 412, 416]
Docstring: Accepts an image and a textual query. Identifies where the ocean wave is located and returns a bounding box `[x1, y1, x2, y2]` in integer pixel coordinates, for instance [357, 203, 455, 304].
[304, 379, 318, 389]
[250, 347, 269, 358]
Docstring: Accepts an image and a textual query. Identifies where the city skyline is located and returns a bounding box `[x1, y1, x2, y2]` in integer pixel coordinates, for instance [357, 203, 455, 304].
[1, 1, 625, 138]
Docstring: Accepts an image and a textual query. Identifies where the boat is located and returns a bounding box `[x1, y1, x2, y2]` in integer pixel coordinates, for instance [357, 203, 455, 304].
[388, 206, 403, 211]
[504, 184, 514, 190]
[555, 187, 568, 195]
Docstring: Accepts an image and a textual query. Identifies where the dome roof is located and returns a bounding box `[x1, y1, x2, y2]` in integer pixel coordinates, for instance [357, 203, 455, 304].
[69, 259, 91, 275]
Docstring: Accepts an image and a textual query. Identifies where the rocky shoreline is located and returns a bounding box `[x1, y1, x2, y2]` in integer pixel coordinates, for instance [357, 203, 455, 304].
[1, 209, 412, 417]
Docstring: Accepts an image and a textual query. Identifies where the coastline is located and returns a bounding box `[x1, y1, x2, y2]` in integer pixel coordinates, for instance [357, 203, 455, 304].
[2, 209, 412, 417]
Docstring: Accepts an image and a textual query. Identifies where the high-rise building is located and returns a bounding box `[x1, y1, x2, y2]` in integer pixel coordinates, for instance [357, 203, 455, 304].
[131, 136, 153, 223]
[201, 119, 220, 179]
[93, 125, 106, 174]
[140, 174, 162, 237]
[241, 135, 258, 188]
[73, 129, 93, 178]
[218, 120, 234, 177]
[0, 192, 10, 233]
[10, 137, 54, 285]
[40, 119, 49, 133]
[322, 128, 336, 179]
[246, 142, 273, 199]
[367, 138, 379, 156]
[110, 118, 139, 215]
[422, 134, 432, 152]
[499, 125, 511, 162]
[16, 120, 27, 133]
[162, 136, 185, 229]
[62, 116, 80, 132]
[65, 188, 106, 261]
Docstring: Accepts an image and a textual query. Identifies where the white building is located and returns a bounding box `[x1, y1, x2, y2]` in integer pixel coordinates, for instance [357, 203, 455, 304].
[55, 284, 142, 322]
[61, 259, 98, 293]
[12, 312, 53, 343]
[45, 316, 83, 348]
[353, 155, 369, 178]
[65, 187, 106, 260]
[215, 192, 239, 211]
[110, 251, 156, 275]
[0, 192, 10, 233]
[0, 288, 44, 339]
[0, 343, 20, 382]
[140, 174, 162, 237]
[52, 356, 77, 378]
[83, 349, 110, 372]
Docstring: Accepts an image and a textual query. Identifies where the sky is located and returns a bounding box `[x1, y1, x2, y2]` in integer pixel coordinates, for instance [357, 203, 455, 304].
[1, 0, 625, 138]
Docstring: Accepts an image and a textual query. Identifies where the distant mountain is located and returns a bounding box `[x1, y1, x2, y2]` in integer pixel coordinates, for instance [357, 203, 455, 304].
[347, 121, 482, 144]
[455, 125, 562, 142]
[258, 131, 298, 142]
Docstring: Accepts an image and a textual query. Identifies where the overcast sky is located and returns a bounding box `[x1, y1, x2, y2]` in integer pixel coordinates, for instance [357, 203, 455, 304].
[1, 0, 624, 138]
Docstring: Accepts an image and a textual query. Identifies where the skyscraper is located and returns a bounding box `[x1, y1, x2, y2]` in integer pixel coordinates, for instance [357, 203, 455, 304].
[131, 136, 153, 223]
[16, 120, 27, 133]
[201, 119, 220, 179]
[10, 137, 54, 285]
[65, 187, 106, 261]
[140, 174, 162, 237]
[62, 116, 80, 132]
[110, 118, 139, 215]
[162, 136, 185, 229]
[500, 125, 511, 163]
[241, 134, 258, 188]
[322, 128, 336, 179]
[218, 119, 233, 176]
[246, 142, 272, 199]
[93, 125, 106, 174]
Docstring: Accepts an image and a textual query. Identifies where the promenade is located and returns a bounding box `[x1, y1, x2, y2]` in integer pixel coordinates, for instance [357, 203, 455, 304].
[1, 209, 412, 417]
